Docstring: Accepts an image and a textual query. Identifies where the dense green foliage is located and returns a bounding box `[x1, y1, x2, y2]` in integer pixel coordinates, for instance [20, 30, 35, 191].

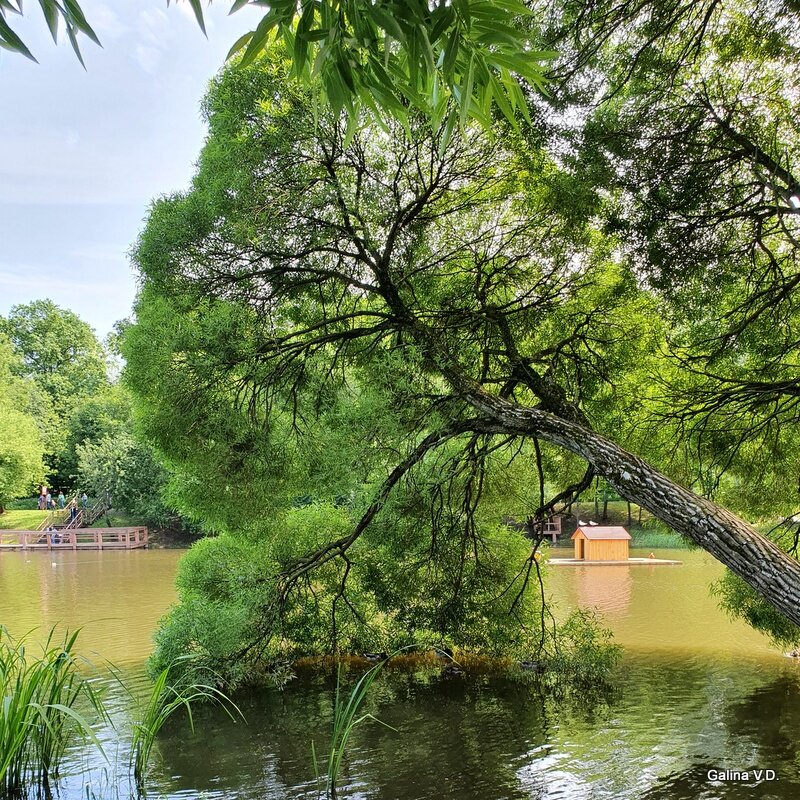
[0, 301, 181, 530]
[77, 429, 175, 527]
[540, 1, 800, 641]
[12, 0, 800, 662]
[1, 300, 109, 489]
[127, 52, 652, 680]
[1, 300, 107, 414]
[4, 1, 547, 135]
[126, 0, 800, 663]
[0, 335, 45, 509]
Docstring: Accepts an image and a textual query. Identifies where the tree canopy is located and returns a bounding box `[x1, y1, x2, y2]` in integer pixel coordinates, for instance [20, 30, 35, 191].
[0, 334, 45, 510]
[12, 0, 800, 664]
[0, 300, 110, 487]
[126, 6, 800, 677]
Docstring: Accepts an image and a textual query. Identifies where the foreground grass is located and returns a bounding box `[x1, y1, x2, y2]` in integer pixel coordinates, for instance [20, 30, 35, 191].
[1, 628, 241, 797]
[0, 627, 105, 794]
[0, 509, 49, 530]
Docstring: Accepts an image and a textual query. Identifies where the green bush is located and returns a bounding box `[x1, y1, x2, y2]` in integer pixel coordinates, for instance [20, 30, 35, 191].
[542, 609, 622, 690]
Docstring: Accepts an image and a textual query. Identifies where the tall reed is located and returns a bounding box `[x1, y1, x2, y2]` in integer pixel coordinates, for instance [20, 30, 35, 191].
[129, 660, 243, 793]
[0, 626, 105, 794]
[314, 658, 396, 799]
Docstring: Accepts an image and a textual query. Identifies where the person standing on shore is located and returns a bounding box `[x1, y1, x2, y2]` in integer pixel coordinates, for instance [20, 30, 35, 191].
[57, 491, 65, 509]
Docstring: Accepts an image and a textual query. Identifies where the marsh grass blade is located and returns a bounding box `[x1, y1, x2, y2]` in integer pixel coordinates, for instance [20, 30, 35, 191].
[130, 658, 244, 793]
[321, 655, 399, 799]
[0, 625, 107, 794]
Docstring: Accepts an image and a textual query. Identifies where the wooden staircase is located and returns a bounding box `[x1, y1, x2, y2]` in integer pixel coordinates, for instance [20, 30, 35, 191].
[37, 496, 109, 533]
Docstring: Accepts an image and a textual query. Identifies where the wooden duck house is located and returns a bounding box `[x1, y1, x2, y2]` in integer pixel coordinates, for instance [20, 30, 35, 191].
[571, 526, 631, 561]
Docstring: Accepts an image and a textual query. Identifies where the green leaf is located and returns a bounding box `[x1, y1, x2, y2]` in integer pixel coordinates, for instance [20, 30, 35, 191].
[37, 0, 59, 42]
[370, 7, 405, 41]
[458, 50, 475, 130]
[239, 10, 279, 67]
[0, 1, 23, 15]
[64, 21, 85, 68]
[417, 23, 435, 73]
[293, 0, 315, 73]
[489, 73, 517, 129]
[438, 107, 457, 157]
[442, 28, 459, 77]
[185, 0, 207, 37]
[62, 0, 100, 46]
[226, 30, 254, 60]
[0, 13, 37, 60]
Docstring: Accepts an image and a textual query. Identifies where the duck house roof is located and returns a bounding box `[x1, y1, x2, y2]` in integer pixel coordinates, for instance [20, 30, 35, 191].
[571, 526, 631, 540]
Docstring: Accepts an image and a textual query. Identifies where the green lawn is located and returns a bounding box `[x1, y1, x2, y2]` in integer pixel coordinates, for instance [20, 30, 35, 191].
[0, 510, 50, 530]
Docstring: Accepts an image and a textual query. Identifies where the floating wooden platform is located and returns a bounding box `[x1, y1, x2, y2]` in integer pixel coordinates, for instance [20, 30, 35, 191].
[549, 557, 682, 566]
[0, 528, 148, 551]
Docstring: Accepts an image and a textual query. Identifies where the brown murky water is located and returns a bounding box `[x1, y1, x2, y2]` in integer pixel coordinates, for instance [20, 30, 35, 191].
[1, 547, 799, 799]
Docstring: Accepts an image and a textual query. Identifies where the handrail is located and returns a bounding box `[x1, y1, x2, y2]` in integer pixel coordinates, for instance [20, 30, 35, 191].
[36, 493, 79, 531]
[61, 499, 108, 531]
[85, 500, 107, 525]
[0, 527, 148, 550]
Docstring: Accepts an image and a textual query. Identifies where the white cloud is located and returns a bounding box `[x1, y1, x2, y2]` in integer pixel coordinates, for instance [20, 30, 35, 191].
[90, 5, 129, 40]
[134, 43, 162, 75]
[137, 8, 173, 46]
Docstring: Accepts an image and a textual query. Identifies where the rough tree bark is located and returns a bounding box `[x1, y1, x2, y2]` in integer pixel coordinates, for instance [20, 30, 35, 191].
[466, 388, 800, 628]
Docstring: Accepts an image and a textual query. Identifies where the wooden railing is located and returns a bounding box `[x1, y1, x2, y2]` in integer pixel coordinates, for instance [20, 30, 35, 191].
[36, 493, 78, 531]
[0, 527, 148, 550]
[544, 516, 562, 543]
[40, 499, 109, 532]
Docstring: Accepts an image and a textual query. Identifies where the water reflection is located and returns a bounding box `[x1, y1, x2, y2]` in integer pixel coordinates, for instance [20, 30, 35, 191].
[639, 670, 800, 799]
[2, 549, 800, 798]
[572, 564, 633, 614]
[0, 550, 180, 666]
[145, 658, 800, 800]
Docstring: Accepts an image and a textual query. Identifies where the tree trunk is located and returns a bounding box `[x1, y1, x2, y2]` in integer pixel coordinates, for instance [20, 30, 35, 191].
[638, 504, 642, 526]
[466, 389, 800, 628]
[627, 501, 632, 528]
[594, 477, 599, 518]
[602, 498, 609, 521]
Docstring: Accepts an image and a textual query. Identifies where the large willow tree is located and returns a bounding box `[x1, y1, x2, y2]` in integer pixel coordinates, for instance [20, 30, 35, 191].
[127, 0, 800, 672]
[128, 55, 644, 672]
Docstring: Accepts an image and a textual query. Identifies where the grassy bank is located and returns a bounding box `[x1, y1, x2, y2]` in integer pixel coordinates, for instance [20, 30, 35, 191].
[0, 510, 49, 530]
[629, 530, 690, 549]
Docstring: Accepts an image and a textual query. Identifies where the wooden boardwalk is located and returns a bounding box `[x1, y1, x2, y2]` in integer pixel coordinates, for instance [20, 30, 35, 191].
[0, 527, 148, 551]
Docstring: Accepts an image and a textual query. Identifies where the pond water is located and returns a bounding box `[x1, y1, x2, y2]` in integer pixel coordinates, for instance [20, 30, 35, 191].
[1, 547, 799, 799]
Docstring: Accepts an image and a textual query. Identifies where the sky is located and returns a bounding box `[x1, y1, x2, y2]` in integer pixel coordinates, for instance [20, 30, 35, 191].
[0, 1, 263, 338]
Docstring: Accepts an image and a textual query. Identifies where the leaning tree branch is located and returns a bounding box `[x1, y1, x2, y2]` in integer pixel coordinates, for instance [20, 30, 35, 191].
[277, 415, 505, 591]
[462, 384, 800, 628]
